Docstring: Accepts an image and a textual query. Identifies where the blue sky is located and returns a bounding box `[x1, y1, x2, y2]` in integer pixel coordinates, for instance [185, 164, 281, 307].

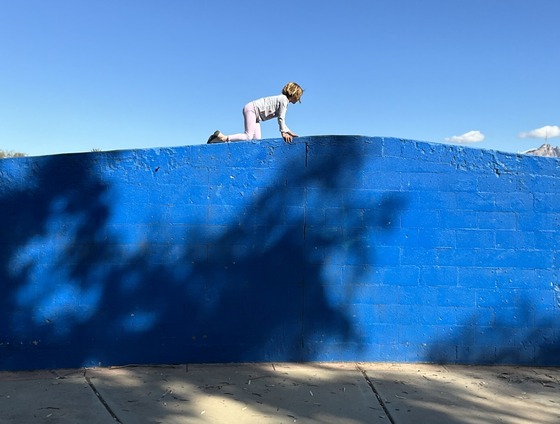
[1, 0, 558, 157]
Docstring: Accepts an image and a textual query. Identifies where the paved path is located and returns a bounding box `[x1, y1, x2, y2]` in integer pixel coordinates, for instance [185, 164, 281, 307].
[1, 363, 559, 423]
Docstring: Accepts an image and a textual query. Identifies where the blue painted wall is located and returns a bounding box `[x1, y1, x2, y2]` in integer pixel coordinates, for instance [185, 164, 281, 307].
[1, 136, 559, 370]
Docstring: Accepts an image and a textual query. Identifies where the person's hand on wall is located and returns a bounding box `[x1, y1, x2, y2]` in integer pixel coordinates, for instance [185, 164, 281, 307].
[282, 131, 299, 143]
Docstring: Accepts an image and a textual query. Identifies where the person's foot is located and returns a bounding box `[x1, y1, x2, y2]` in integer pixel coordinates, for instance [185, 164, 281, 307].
[207, 130, 228, 143]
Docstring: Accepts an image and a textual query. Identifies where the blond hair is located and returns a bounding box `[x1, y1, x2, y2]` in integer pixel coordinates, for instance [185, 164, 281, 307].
[282, 82, 304, 102]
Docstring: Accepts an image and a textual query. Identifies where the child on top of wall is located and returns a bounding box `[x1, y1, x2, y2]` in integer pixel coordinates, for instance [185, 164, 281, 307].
[207, 82, 304, 144]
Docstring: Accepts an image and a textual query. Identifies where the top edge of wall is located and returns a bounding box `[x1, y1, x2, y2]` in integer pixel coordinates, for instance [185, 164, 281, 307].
[3, 135, 559, 164]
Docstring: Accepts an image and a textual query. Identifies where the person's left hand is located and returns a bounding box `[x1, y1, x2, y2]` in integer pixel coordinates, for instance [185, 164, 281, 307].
[282, 131, 299, 143]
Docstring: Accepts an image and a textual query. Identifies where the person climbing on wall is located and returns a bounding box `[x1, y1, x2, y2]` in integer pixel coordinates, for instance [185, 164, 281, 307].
[207, 82, 304, 144]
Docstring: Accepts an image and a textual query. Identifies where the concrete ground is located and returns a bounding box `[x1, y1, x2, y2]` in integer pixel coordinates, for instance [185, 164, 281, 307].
[0, 363, 559, 424]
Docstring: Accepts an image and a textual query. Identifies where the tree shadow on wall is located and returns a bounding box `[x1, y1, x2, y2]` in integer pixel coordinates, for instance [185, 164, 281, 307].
[0, 138, 406, 370]
[426, 298, 560, 366]
[171, 139, 391, 363]
[0, 154, 115, 368]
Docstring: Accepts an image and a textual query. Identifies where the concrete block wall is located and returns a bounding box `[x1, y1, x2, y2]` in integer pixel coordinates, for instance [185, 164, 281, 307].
[1, 135, 559, 371]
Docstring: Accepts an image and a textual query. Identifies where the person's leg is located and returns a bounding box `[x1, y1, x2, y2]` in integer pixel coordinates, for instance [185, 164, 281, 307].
[252, 117, 261, 140]
[227, 103, 260, 141]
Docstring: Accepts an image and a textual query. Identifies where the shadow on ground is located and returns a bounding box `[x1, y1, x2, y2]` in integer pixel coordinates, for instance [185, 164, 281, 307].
[362, 363, 560, 424]
[2, 363, 559, 424]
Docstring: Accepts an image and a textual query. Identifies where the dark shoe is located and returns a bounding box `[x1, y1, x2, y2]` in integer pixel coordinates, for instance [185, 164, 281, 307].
[207, 130, 227, 143]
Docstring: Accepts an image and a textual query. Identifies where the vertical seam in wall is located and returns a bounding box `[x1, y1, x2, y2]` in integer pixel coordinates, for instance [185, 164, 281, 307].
[304, 142, 309, 241]
[301, 143, 309, 349]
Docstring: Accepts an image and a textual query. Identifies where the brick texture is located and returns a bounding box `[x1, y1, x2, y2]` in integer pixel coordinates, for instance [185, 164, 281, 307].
[0, 136, 559, 370]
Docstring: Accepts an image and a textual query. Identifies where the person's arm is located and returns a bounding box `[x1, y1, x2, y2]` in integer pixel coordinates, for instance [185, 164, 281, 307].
[277, 96, 298, 143]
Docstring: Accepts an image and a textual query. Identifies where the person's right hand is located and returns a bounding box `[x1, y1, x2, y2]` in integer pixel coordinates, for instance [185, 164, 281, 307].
[282, 131, 299, 143]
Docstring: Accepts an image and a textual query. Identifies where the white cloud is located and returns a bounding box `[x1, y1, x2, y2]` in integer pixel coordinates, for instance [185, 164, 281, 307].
[518, 125, 560, 139]
[444, 130, 485, 144]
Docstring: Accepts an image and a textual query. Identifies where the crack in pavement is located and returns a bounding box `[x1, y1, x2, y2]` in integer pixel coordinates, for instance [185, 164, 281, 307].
[85, 373, 123, 423]
[356, 363, 396, 424]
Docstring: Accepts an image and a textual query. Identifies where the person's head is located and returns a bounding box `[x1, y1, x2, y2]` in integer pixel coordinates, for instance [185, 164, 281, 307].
[282, 82, 304, 104]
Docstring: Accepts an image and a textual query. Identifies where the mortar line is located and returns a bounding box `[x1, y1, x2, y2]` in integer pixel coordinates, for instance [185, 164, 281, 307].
[85, 373, 123, 423]
[355, 363, 396, 424]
